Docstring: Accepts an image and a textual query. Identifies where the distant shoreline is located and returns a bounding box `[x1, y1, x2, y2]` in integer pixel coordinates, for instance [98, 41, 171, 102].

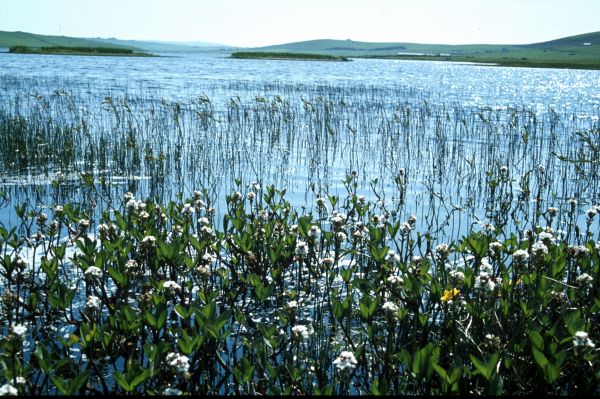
[355, 54, 600, 70]
[230, 51, 350, 62]
[8, 46, 156, 57]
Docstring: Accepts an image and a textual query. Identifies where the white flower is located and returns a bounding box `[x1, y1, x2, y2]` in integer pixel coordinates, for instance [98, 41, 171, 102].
[382, 301, 399, 313]
[141, 235, 157, 248]
[198, 217, 210, 226]
[586, 208, 597, 219]
[480, 258, 493, 274]
[385, 250, 400, 264]
[11, 324, 27, 336]
[576, 273, 593, 287]
[201, 252, 215, 265]
[531, 241, 548, 256]
[547, 207, 559, 216]
[513, 249, 529, 263]
[0, 383, 18, 396]
[435, 243, 450, 257]
[246, 191, 256, 201]
[182, 203, 195, 217]
[316, 197, 327, 208]
[200, 225, 213, 236]
[166, 352, 190, 374]
[85, 266, 103, 279]
[336, 231, 347, 242]
[295, 240, 308, 257]
[474, 273, 495, 292]
[163, 280, 181, 292]
[488, 241, 503, 255]
[309, 225, 321, 239]
[537, 232, 555, 245]
[449, 269, 465, 282]
[399, 222, 412, 235]
[286, 300, 298, 311]
[79, 219, 90, 230]
[573, 331, 595, 348]
[125, 259, 139, 274]
[86, 295, 101, 310]
[292, 325, 310, 341]
[330, 212, 347, 227]
[333, 351, 358, 371]
[387, 275, 404, 286]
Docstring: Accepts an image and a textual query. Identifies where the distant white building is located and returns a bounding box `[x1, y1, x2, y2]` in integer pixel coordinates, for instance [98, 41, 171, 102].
[583, 42, 592, 46]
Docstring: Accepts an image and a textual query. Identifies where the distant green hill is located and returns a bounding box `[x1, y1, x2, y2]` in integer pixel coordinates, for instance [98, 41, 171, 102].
[0, 30, 234, 53]
[0, 30, 134, 50]
[244, 32, 600, 69]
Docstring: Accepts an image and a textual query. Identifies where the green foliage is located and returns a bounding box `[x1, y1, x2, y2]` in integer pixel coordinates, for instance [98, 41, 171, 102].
[0, 180, 598, 395]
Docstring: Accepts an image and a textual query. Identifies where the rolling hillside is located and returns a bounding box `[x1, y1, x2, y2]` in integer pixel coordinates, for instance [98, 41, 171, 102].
[244, 31, 600, 69]
[0, 30, 233, 53]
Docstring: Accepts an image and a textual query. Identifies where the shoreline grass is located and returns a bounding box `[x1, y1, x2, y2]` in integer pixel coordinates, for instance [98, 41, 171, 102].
[230, 51, 350, 62]
[8, 45, 155, 57]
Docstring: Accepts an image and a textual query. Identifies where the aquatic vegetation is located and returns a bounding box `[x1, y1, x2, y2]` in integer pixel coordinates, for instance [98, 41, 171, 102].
[0, 179, 598, 395]
[0, 71, 599, 395]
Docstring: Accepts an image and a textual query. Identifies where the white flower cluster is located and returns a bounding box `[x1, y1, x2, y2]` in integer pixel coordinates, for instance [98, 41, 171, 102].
[569, 245, 590, 257]
[181, 203, 195, 217]
[449, 269, 465, 282]
[474, 259, 498, 292]
[387, 275, 404, 287]
[166, 352, 190, 374]
[573, 331, 595, 349]
[11, 324, 27, 337]
[513, 249, 529, 263]
[531, 241, 548, 256]
[576, 273, 593, 288]
[385, 250, 401, 265]
[330, 211, 347, 228]
[309, 225, 321, 239]
[295, 240, 309, 258]
[163, 280, 181, 293]
[141, 235, 157, 249]
[84, 266, 103, 280]
[292, 325, 311, 341]
[333, 351, 358, 371]
[435, 243, 450, 258]
[382, 301, 399, 314]
[86, 295, 101, 310]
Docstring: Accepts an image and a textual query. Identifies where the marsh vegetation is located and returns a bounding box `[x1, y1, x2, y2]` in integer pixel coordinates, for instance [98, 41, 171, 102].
[0, 68, 599, 395]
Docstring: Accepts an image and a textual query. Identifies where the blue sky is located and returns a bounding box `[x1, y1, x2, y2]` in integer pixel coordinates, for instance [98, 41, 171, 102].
[1, 0, 599, 47]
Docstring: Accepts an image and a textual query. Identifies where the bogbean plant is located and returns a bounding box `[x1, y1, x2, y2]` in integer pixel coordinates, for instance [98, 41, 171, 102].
[0, 173, 599, 395]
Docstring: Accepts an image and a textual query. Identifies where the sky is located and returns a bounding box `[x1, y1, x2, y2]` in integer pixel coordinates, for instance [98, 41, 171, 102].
[1, 0, 599, 47]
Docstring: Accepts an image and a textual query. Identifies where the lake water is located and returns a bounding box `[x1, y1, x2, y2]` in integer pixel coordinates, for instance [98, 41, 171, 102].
[1, 51, 600, 241]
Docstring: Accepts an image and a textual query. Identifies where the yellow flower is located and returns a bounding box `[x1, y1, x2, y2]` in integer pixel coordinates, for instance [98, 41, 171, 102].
[441, 288, 460, 302]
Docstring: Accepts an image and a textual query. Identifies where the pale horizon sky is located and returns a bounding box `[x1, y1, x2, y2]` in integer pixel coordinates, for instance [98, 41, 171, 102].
[1, 0, 599, 48]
